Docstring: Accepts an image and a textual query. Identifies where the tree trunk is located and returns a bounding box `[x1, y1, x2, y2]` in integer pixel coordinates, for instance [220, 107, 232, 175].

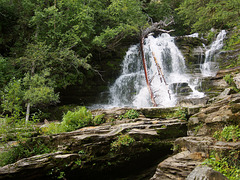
[139, 17, 174, 106]
[140, 37, 157, 107]
[25, 102, 30, 124]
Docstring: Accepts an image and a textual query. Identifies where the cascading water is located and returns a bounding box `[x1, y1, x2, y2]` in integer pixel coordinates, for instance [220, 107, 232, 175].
[108, 33, 204, 108]
[201, 30, 227, 76]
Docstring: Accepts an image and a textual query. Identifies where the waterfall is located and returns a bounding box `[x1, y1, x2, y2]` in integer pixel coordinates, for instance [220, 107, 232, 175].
[108, 33, 204, 108]
[200, 30, 227, 77]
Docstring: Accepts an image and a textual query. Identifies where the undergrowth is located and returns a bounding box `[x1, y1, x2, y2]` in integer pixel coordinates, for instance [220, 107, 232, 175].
[41, 107, 105, 135]
[203, 150, 240, 180]
[0, 139, 53, 167]
[213, 125, 240, 142]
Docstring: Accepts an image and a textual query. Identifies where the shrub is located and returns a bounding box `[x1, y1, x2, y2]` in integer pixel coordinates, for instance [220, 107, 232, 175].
[174, 108, 188, 120]
[61, 107, 92, 132]
[42, 107, 106, 134]
[92, 114, 105, 126]
[120, 109, 139, 120]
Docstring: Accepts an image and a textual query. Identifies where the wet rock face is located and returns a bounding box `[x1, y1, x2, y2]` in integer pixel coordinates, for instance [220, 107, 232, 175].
[175, 36, 207, 71]
[170, 83, 193, 96]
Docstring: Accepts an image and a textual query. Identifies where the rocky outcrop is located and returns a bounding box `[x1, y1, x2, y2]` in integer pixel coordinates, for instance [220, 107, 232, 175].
[150, 150, 205, 180]
[151, 70, 240, 180]
[0, 108, 190, 180]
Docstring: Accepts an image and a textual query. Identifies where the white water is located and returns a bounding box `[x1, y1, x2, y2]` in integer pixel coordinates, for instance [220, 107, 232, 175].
[108, 33, 204, 108]
[201, 30, 227, 77]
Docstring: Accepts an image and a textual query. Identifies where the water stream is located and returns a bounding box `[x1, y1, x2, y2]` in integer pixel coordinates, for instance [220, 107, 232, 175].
[200, 30, 227, 77]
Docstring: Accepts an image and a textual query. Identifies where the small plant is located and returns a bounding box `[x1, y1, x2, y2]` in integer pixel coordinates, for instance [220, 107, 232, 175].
[119, 109, 139, 120]
[213, 125, 240, 142]
[224, 74, 235, 86]
[160, 125, 167, 128]
[223, 74, 239, 92]
[111, 134, 135, 151]
[75, 159, 82, 166]
[92, 114, 105, 125]
[194, 123, 203, 135]
[174, 108, 188, 120]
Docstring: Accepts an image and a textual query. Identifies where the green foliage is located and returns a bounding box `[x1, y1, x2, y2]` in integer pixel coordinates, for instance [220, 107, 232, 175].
[41, 122, 66, 135]
[177, 0, 240, 33]
[174, 108, 188, 120]
[213, 125, 240, 142]
[0, 57, 17, 88]
[120, 109, 139, 119]
[61, 107, 93, 132]
[223, 74, 239, 92]
[0, 78, 23, 115]
[92, 114, 105, 126]
[203, 150, 240, 180]
[224, 74, 235, 86]
[42, 107, 105, 134]
[111, 134, 135, 151]
[0, 139, 52, 167]
[0, 116, 40, 143]
[194, 123, 203, 135]
[23, 72, 59, 107]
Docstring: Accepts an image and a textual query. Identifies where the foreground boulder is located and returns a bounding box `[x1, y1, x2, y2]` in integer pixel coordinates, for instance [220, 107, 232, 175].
[186, 165, 228, 180]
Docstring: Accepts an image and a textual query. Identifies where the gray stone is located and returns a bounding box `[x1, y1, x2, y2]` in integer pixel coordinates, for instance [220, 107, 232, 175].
[233, 73, 240, 89]
[186, 165, 228, 180]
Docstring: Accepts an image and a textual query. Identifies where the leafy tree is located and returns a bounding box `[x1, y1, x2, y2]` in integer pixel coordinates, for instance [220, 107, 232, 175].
[93, 0, 147, 49]
[177, 0, 240, 33]
[0, 78, 23, 116]
[23, 72, 59, 123]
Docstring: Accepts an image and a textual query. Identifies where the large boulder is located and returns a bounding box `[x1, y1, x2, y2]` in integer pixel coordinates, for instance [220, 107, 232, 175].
[186, 165, 228, 180]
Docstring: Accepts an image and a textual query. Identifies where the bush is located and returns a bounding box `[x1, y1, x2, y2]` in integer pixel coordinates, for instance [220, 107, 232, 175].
[41, 107, 106, 134]
[119, 109, 139, 120]
[92, 114, 105, 126]
[61, 107, 93, 132]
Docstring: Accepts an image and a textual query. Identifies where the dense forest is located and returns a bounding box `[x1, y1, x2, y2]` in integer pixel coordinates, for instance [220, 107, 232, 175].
[0, 0, 239, 121]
